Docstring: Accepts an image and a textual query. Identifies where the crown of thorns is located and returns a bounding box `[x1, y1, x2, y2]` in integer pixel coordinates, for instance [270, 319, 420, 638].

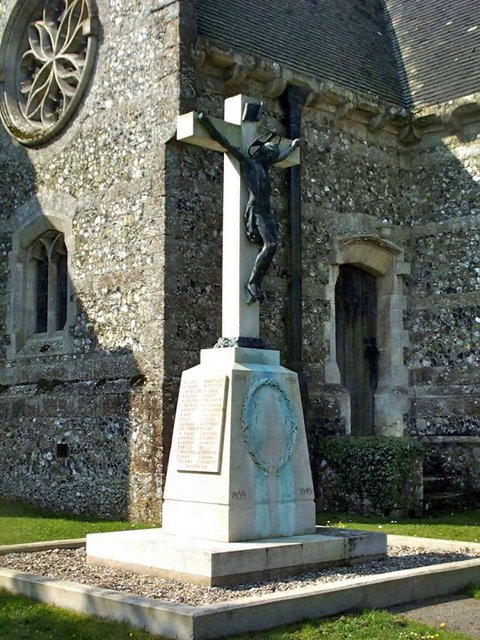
[248, 132, 282, 158]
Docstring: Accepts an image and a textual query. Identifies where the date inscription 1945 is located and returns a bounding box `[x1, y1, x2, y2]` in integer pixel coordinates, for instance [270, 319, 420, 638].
[300, 487, 313, 496]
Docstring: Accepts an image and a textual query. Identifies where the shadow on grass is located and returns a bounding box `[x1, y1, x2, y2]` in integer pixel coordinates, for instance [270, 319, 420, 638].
[0, 499, 106, 521]
[0, 589, 161, 640]
[0, 499, 156, 546]
[3, 588, 478, 640]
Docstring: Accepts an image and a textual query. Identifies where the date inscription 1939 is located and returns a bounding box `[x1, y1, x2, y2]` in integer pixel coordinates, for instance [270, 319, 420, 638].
[232, 490, 247, 500]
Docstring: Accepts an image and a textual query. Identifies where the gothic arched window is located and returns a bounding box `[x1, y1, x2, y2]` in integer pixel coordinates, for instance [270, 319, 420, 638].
[7, 194, 76, 359]
[27, 231, 69, 336]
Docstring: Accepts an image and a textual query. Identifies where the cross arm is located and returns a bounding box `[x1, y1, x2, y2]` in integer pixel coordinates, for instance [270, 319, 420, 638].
[275, 139, 300, 169]
[177, 111, 241, 153]
[176, 110, 300, 168]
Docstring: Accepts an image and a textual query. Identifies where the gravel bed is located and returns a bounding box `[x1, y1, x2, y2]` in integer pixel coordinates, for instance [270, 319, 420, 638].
[1, 546, 479, 607]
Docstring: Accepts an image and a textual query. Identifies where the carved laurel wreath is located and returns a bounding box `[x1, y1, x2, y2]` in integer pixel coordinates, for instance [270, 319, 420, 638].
[241, 377, 298, 475]
[0, 0, 98, 145]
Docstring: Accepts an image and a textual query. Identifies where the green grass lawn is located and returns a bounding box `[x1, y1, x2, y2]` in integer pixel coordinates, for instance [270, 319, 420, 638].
[464, 585, 480, 599]
[0, 589, 158, 639]
[231, 609, 480, 640]
[0, 591, 478, 640]
[3, 499, 478, 547]
[0, 501, 479, 639]
[0, 499, 155, 545]
[317, 510, 480, 543]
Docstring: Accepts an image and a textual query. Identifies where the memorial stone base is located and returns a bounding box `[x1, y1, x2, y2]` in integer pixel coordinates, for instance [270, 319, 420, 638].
[86, 347, 387, 585]
[162, 347, 315, 542]
[86, 526, 387, 586]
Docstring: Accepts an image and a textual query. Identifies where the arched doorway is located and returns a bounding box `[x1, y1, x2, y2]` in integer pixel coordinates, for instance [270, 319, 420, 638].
[324, 235, 410, 436]
[335, 264, 378, 435]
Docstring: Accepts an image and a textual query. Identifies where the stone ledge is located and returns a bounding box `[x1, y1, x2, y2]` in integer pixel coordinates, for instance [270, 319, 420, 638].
[0, 548, 479, 640]
[86, 527, 387, 586]
[0, 539, 85, 556]
[388, 535, 480, 553]
[194, 40, 480, 144]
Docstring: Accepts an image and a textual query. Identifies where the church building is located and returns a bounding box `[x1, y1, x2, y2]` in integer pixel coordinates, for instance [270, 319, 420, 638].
[0, 0, 479, 520]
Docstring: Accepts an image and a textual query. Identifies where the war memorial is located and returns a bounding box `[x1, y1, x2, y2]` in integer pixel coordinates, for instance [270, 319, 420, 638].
[0, 0, 479, 541]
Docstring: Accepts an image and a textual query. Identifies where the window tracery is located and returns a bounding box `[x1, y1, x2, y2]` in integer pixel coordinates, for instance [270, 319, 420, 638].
[0, 0, 98, 145]
[27, 230, 68, 336]
[7, 195, 76, 358]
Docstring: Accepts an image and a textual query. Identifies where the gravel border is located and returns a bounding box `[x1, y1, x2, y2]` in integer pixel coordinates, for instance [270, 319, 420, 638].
[1, 545, 479, 607]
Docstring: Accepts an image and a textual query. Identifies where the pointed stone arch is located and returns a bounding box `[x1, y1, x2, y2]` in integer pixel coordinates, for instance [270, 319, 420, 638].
[324, 235, 410, 436]
[7, 191, 77, 357]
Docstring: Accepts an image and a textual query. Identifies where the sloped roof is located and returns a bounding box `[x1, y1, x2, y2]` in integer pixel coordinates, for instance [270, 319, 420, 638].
[384, 0, 480, 109]
[196, 0, 480, 110]
[197, 0, 405, 106]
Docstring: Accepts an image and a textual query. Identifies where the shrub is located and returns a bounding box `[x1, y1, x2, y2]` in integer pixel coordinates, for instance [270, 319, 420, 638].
[313, 436, 423, 515]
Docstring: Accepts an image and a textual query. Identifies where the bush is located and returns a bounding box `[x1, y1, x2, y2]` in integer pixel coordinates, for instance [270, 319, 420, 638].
[313, 436, 423, 515]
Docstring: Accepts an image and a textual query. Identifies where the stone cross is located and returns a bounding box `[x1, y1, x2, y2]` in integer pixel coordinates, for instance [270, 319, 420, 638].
[177, 94, 300, 342]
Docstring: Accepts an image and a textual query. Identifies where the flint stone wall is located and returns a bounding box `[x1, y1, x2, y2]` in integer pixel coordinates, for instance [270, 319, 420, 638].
[1, 0, 480, 518]
[0, 0, 184, 520]
[404, 136, 480, 507]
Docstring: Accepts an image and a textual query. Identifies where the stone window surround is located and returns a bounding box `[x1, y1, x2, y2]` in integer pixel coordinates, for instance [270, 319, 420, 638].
[324, 235, 411, 436]
[7, 191, 76, 358]
[0, 0, 99, 146]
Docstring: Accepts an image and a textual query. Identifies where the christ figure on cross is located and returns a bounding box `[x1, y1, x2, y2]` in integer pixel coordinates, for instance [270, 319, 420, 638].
[198, 112, 299, 304]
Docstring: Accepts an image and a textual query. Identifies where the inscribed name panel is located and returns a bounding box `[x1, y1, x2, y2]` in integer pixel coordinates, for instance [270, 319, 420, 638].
[175, 376, 228, 473]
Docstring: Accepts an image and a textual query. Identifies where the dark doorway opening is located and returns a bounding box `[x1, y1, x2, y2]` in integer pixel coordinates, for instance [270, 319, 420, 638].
[335, 264, 379, 435]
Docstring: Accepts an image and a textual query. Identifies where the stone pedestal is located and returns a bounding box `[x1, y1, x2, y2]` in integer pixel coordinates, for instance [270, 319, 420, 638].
[86, 527, 387, 586]
[162, 347, 315, 542]
[87, 347, 387, 585]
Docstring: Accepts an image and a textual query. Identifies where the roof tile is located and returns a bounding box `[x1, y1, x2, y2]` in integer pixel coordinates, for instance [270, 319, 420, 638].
[197, 0, 480, 109]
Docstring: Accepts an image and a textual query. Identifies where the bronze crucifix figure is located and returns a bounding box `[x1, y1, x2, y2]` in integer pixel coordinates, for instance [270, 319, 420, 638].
[198, 111, 299, 304]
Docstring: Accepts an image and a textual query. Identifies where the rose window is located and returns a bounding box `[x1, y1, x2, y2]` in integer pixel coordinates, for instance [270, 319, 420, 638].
[0, 0, 98, 145]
